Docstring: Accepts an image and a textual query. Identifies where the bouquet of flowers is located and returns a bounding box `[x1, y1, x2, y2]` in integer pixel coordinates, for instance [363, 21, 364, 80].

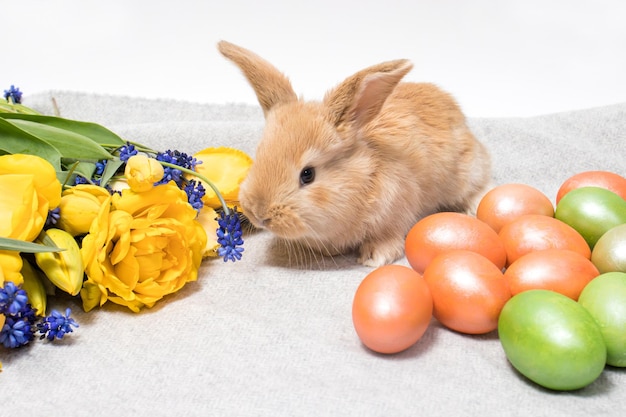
[0, 86, 252, 370]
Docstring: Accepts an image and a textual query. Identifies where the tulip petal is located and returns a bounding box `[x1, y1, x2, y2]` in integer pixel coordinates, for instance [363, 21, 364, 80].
[21, 260, 47, 315]
[80, 280, 105, 312]
[35, 229, 84, 296]
[190, 147, 253, 209]
[0, 174, 46, 241]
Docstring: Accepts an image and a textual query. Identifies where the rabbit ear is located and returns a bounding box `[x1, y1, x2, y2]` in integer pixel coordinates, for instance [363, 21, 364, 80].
[324, 59, 413, 129]
[218, 41, 298, 116]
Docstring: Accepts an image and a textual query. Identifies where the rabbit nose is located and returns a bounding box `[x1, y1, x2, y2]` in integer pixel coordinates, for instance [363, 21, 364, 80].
[244, 207, 270, 229]
[243, 199, 271, 229]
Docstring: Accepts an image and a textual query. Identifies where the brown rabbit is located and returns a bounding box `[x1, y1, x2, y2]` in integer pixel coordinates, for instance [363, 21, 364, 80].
[218, 41, 492, 267]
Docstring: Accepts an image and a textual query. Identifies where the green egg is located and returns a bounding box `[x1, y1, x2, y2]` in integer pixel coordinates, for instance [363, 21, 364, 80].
[555, 186, 626, 249]
[498, 289, 606, 390]
[578, 272, 626, 367]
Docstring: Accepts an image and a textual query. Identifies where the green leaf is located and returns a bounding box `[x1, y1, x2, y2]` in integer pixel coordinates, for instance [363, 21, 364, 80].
[56, 170, 73, 186]
[0, 237, 65, 253]
[0, 102, 42, 115]
[0, 113, 125, 146]
[100, 157, 125, 187]
[63, 160, 97, 179]
[2, 119, 113, 161]
[0, 118, 62, 169]
[56, 160, 98, 186]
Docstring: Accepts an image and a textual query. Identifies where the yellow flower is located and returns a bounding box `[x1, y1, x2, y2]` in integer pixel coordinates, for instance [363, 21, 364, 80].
[196, 205, 220, 257]
[57, 184, 111, 236]
[0, 154, 62, 209]
[34, 228, 84, 296]
[190, 147, 252, 209]
[125, 154, 165, 193]
[0, 251, 23, 285]
[21, 260, 47, 315]
[80, 182, 207, 312]
[0, 174, 48, 242]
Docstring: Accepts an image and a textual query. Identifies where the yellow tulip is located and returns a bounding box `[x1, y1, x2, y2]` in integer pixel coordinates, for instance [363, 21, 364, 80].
[0, 174, 48, 242]
[196, 206, 220, 257]
[79, 280, 105, 313]
[35, 228, 84, 296]
[190, 147, 253, 209]
[57, 184, 111, 236]
[21, 260, 47, 315]
[0, 264, 3, 367]
[80, 182, 207, 312]
[0, 250, 24, 285]
[0, 154, 62, 209]
[125, 154, 164, 193]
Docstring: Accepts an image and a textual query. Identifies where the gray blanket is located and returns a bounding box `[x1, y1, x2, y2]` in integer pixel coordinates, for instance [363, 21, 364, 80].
[4, 91, 625, 417]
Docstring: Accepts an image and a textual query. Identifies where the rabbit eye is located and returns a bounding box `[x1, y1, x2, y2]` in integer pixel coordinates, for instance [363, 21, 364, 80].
[299, 167, 315, 186]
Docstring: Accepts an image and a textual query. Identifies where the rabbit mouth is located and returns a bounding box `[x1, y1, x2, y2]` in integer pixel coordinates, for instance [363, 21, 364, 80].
[243, 207, 308, 240]
[262, 218, 309, 240]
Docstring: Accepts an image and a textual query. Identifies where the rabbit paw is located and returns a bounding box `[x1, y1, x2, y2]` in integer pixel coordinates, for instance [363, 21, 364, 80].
[358, 238, 405, 267]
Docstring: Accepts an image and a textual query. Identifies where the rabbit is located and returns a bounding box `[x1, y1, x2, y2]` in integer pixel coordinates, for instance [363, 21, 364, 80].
[218, 40, 492, 267]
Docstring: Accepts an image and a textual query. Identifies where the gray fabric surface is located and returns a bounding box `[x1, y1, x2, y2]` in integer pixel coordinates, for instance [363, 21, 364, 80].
[4, 91, 625, 416]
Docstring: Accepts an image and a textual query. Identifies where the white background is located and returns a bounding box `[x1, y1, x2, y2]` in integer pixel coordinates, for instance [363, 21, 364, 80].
[4, 0, 626, 117]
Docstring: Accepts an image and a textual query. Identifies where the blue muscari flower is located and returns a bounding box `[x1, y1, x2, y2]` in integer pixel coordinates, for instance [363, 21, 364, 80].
[3, 85, 23, 104]
[74, 175, 89, 185]
[0, 282, 77, 348]
[0, 282, 37, 349]
[74, 176, 101, 186]
[0, 282, 29, 316]
[184, 179, 205, 211]
[157, 149, 201, 171]
[45, 207, 61, 228]
[0, 316, 34, 348]
[156, 149, 202, 187]
[118, 142, 138, 162]
[95, 160, 107, 175]
[217, 209, 244, 262]
[20, 304, 39, 325]
[159, 165, 183, 186]
[37, 308, 79, 341]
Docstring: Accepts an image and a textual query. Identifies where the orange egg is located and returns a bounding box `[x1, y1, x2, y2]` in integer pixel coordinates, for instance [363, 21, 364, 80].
[405, 212, 507, 274]
[476, 183, 554, 233]
[504, 249, 600, 300]
[556, 170, 626, 204]
[352, 265, 433, 354]
[423, 250, 511, 334]
[498, 214, 591, 266]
